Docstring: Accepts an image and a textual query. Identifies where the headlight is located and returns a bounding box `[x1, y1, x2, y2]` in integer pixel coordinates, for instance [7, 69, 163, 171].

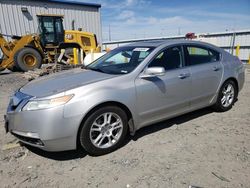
[22, 94, 74, 111]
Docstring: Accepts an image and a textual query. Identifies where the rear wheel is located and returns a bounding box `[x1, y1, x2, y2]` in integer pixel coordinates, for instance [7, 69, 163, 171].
[14, 47, 42, 72]
[79, 106, 128, 156]
[213, 80, 238, 112]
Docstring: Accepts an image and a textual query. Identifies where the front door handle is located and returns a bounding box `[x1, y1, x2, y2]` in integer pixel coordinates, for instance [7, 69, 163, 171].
[178, 73, 190, 79]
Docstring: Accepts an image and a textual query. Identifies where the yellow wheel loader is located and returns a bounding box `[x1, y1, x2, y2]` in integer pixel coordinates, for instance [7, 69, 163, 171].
[0, 14, 100, 72]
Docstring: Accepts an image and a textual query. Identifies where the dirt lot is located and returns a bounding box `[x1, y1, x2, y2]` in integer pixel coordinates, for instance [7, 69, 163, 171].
[0, 67, 249, 188]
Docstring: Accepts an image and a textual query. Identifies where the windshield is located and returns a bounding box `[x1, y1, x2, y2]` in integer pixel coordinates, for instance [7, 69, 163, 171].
[86, 46, 155, 74]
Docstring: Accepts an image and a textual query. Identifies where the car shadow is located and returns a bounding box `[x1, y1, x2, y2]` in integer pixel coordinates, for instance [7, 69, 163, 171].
[129, 107, 214, 141]
[24, 145, 87, 161]
[24, 107, 213, 160]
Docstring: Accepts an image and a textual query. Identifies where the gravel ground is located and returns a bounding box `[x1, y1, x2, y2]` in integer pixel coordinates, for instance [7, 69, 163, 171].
[0, 67, 249, 188]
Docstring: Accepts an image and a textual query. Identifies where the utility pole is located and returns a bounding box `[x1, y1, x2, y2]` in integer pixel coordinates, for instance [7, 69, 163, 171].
[178, 27, 181, 35]
[108, 24, 111, 41]
[231, 31, 236, 55]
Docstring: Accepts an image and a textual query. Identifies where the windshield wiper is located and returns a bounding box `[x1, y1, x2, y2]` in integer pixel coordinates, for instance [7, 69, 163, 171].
[85, 67, 106, 73]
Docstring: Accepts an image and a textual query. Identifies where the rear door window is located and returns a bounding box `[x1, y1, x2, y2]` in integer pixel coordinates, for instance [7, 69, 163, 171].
[185, 46, 220, 66]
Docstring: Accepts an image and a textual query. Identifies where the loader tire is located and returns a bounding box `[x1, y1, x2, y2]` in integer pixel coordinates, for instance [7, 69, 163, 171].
[8, 66, 19, 72]
[14, 47, 42, 72]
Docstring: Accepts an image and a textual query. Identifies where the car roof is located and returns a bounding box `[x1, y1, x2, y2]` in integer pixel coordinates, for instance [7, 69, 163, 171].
[126, 40, 168, 47]
[125, 39, 220, 50]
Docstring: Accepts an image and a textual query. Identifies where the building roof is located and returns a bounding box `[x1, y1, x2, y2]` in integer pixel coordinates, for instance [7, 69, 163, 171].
[34, 0, 101, 8]
[103, 29, 250, 45]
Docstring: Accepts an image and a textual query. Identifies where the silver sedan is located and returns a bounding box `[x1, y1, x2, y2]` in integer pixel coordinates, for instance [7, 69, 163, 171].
[5, 40, 245, 155]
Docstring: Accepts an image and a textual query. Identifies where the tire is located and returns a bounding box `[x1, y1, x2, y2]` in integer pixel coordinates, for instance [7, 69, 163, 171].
[79, 106, 128, 156]
[213, 80, 238, 112]
[8, 66, 20, 72]
[14, 47, 42, 72]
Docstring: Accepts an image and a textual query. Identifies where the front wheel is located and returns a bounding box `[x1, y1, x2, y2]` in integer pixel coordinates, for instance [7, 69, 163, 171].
[79, 106, 128, 156]
[14, 47, 42, 72]
[213, 80, 238, 112]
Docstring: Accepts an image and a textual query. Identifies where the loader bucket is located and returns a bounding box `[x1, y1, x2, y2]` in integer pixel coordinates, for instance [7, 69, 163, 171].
[0, 34, 41, 71]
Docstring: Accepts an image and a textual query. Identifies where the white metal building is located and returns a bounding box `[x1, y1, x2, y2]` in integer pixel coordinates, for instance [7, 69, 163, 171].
[0, 0, 102, 43]
[103, 30, 250, 62]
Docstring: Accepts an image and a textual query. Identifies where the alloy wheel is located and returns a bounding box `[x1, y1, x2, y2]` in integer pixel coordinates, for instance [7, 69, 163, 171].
[89, 112, 123, 149]
[221, 83, 235, 108]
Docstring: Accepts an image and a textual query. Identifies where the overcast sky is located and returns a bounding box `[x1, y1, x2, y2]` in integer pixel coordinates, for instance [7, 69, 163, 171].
[67, 0, 250, 41]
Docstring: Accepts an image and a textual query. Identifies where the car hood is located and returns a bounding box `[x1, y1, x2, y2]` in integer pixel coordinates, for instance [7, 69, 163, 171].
[20, 68, 117, 98]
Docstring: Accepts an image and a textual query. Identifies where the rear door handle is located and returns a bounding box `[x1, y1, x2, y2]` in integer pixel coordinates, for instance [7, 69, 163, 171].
[213, 66, 220, 71]
[178, 73, 190, 79]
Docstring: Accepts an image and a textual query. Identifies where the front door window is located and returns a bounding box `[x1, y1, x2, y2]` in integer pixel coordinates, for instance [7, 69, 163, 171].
[148, 46, 183, 70]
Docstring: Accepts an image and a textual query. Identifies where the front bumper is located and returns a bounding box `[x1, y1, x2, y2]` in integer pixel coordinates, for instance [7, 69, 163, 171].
[5, 92, 82, 152]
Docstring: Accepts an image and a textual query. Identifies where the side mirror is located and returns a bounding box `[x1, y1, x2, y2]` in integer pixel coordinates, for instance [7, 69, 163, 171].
[140, 67, 166, 78]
